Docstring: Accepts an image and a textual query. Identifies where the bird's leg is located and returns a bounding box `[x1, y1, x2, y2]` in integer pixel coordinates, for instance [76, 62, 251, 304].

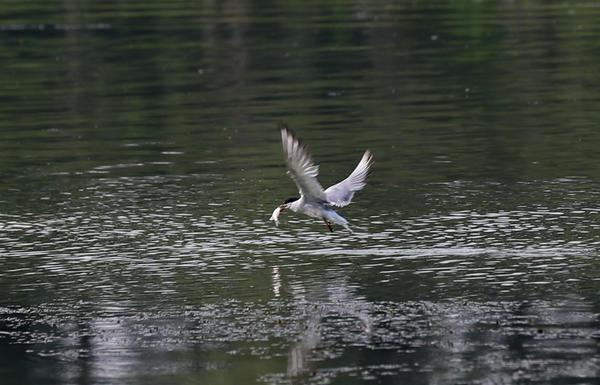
[323, 218, 333, 232]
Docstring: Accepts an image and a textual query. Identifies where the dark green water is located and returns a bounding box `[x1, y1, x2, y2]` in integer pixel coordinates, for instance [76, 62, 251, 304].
[1, 1, 600, 384]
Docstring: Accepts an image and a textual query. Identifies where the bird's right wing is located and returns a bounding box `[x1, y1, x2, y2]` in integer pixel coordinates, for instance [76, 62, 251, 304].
[325, 150, 373, 207]
[281, 126, 327, 201]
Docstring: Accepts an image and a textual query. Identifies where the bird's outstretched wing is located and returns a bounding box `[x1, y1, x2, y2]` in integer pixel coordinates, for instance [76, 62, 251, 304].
[281, 126, 327, 201]
[325, 150, 373, 207]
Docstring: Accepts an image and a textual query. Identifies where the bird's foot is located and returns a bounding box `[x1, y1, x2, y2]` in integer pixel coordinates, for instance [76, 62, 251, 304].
[323, 219, 334, 232]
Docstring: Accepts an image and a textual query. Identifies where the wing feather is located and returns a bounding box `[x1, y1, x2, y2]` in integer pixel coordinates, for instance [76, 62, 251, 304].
[325, 150, 373, 207]
[280, 126, 327, 201]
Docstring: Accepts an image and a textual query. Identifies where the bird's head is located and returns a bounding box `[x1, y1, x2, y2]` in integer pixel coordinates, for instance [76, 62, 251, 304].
[280, 196, 299, 210]
[269, 196, 299, 226]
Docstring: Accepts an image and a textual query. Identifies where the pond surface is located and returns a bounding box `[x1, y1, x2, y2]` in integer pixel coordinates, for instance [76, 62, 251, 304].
[1, 1, 600, 384]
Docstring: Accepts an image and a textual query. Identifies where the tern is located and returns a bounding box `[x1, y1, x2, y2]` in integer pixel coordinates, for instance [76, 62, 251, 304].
[270, 126, 373, 232]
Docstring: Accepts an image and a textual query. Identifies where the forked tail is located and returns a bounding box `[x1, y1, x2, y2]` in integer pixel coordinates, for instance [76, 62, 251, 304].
[325, 210, 353, 232]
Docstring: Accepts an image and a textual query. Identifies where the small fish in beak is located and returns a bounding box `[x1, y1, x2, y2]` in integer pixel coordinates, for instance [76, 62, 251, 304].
[269, 206, 282, 226]
[269, 197, 298, 227]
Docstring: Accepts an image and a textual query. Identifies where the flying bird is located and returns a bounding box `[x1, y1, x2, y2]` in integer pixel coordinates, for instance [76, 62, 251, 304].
[270, 126, 373, 232]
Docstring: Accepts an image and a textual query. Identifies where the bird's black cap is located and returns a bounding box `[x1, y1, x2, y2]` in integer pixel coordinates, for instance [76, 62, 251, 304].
[283, 196, 299, 204]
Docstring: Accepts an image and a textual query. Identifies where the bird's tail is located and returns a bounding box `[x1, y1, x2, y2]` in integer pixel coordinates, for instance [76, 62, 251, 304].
[325, 210, 352, 232]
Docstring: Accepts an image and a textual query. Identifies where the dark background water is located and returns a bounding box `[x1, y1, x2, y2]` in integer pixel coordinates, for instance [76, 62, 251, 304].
[1, 1, 600, 384]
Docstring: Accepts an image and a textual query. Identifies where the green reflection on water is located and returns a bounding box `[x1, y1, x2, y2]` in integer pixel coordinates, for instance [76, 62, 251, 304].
[1, 1, 600, 385]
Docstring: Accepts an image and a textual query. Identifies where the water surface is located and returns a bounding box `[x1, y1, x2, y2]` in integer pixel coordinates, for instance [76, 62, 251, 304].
[1, 1, 600, 384]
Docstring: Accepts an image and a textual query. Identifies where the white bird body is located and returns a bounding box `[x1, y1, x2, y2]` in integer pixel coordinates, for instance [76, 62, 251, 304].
[286, 197, 349, 227]
[271, 126, 373, 232]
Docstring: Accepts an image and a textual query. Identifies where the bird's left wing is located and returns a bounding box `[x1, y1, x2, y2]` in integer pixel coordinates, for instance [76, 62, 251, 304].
[281, 126, 327, 201]
[325, 150, 373, 207]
